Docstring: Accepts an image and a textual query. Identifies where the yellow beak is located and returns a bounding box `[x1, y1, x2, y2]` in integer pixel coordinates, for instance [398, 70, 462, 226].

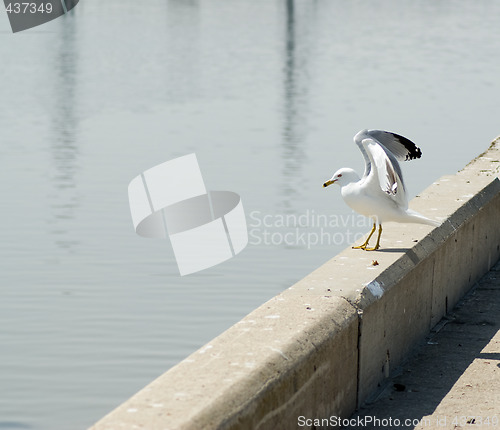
[323, 179, 335, 187]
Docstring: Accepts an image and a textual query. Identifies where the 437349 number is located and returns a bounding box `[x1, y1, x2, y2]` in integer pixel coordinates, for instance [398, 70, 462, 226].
[5, 3, 53, 14]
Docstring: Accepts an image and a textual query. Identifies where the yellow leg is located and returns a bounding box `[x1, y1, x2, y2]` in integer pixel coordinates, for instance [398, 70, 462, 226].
[365, 225, 382, 251]
[352, 223, 376, 250]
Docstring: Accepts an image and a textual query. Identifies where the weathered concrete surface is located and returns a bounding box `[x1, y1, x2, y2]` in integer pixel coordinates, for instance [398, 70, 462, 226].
[345, 260, 500, 430]
[354, 174, 500, 406]
[90, 294, 359, 430]
[90, 137, 500, 430]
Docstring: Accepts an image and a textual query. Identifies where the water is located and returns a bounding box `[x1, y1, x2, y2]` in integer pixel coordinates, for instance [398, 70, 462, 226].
[1, 1, 500, 429]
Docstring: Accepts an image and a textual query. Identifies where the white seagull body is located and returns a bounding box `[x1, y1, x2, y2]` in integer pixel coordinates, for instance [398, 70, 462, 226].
[323, 129, 439, 251]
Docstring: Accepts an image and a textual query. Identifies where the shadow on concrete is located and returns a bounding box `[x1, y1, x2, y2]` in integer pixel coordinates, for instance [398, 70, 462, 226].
[343, 261, 500, 429]
[374, 248, 411, 254]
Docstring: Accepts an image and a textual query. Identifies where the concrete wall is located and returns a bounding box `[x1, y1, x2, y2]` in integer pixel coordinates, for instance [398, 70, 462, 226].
[90, 137, 500, 430]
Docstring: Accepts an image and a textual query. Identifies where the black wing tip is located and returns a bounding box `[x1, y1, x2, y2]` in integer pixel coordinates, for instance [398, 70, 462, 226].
[390, 132, 422, 160]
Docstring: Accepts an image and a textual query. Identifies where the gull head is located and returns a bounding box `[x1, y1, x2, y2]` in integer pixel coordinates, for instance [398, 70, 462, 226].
[323, 168, 360, 188]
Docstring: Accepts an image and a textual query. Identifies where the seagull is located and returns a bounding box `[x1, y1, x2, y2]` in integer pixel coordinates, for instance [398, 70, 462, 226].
[323, 129, 440, 251]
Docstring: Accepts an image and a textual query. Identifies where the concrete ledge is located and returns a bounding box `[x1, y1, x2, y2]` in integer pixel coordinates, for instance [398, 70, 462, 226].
[90, 137, 500, 430]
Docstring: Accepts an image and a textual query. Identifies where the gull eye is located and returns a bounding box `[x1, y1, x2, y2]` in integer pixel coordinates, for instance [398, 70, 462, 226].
[337, 174, 342, 178]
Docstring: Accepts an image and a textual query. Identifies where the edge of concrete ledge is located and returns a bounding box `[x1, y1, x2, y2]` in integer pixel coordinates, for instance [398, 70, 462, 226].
[90, 136, 500, 430]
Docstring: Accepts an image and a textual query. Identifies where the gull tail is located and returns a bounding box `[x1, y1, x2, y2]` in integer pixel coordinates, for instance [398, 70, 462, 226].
[404, 209, 441, 227]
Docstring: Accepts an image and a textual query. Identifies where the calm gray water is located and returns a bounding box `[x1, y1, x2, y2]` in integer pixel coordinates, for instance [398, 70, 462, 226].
[1, 1, 500, 429]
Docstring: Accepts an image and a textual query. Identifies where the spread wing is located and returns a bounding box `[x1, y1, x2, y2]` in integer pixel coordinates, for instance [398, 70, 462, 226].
[361, 138, 408, 209]
[366, 129, 422, 161]
[353, 128, 422, 185]
[354, 129, 421, 210]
